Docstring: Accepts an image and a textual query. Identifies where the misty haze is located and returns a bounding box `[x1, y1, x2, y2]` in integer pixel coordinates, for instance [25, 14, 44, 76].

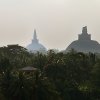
[0, 0, 100, 50]
[0, 0, 100, 100]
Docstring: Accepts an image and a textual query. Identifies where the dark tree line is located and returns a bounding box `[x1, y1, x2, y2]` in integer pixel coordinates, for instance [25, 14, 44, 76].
[0, 45, 100, 100]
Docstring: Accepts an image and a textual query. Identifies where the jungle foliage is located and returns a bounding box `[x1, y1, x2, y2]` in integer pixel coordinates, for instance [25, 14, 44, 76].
[0, 45, 99, 100]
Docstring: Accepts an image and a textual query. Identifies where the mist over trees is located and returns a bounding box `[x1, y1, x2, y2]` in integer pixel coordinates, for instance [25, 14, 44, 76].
[0, 45, 100, 100]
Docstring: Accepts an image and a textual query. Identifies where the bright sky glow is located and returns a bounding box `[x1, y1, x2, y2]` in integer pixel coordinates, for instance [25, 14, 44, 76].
[0, 0, 100, 50]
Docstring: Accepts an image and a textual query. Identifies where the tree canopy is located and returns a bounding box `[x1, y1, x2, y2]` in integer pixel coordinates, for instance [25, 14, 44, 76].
[0, 45, 99, 100]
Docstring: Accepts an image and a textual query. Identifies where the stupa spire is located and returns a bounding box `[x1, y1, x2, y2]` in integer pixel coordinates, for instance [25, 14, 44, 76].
[32, 29, 38, 43]
[33, 29, 37, 40]
[82, 26, 88, 34]
[78, 26, 91, 41]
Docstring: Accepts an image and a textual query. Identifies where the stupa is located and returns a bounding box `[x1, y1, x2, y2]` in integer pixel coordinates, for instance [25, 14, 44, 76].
[66, 26, 100, 53]
[27, 30, 46, 53]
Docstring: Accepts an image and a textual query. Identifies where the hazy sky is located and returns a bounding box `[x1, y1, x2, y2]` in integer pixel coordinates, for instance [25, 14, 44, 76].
[0, 0, 100, 50]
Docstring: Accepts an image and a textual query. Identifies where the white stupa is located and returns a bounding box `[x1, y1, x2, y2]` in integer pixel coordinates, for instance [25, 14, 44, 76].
[27, 30, 47, 53]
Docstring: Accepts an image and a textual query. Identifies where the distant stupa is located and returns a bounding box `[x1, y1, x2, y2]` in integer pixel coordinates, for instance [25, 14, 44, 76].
[66, 26, 100, 53]
[27, 29, 46, 53]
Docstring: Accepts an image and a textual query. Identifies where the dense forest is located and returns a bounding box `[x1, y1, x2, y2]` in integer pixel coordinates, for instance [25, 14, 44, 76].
[0, 45, 100, 100]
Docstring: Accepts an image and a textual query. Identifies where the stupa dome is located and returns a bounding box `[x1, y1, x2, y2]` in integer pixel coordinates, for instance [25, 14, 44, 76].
[66, 26, 100, 53]
[27, 30, 46, 53]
